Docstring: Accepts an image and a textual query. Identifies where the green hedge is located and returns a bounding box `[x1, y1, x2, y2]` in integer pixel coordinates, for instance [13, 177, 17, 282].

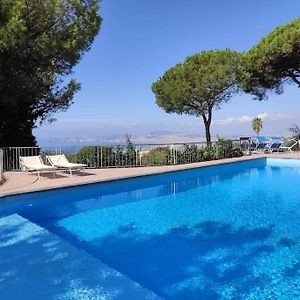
[66, 138, 243, 168]
[140, 138, 242, 166]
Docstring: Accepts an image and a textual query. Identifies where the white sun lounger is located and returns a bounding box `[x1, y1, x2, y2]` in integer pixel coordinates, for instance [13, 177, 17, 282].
[20, 156, 56, 178]
[279, 139, 299, 153]
[46, 154, 86, 175]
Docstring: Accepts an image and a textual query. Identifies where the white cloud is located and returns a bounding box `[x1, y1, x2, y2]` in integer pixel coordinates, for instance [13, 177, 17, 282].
[213, 112, 289, 126]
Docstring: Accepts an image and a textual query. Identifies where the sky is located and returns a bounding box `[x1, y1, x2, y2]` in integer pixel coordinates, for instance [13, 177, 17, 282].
[34, 0, 300, 142]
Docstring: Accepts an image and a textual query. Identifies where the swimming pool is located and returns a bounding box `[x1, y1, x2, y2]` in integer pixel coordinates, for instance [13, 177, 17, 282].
[1, 157, 300, 299]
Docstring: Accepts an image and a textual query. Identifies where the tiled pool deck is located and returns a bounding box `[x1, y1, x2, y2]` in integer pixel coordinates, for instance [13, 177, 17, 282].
[0, 152, 299, 299]
[1, 152, 299, 197]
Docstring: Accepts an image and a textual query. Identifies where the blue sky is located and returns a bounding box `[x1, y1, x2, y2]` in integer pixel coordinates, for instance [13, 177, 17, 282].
[34, 0, 300, 141]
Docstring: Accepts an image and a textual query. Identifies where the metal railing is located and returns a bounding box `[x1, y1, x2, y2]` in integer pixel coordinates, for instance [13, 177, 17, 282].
[1, 142, 217, 171]
[0, 140, 243, 171]
[1, 147, 40, 171]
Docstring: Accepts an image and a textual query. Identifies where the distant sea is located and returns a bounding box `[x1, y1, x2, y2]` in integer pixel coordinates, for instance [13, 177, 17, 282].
[40, 143, 117, 154]
[38, 133, 241, 154]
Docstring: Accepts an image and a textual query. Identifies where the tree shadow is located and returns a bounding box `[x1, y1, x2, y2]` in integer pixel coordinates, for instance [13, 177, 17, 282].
[55, 170, 96, 177]
[0, 215, 161, 300]
[38, 172, 68, 179]
[62, 220, 281, 299]
[284, 262, 300, 278]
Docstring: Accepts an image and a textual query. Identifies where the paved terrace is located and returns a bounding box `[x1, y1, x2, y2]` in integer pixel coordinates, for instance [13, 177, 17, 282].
[1, 152, 299, 197]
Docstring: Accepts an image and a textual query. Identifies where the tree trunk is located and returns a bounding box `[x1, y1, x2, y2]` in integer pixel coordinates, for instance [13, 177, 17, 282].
[202, 109, 212, 146]
[204, 121, 211, 145]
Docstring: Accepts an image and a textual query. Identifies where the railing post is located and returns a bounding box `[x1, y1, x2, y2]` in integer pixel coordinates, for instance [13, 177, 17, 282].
[139, 146, 142, 166]
[97, 147, 100, 168]
[100, 146, 103, 168]
[135, 148, 138, 166]
[17, 147, 20, 170]
[173, 145, 177, 165]
[0, 149, 3, 182]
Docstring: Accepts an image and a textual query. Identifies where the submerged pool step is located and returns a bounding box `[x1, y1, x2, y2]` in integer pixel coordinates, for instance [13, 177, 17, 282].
[0, 214, 162, 300]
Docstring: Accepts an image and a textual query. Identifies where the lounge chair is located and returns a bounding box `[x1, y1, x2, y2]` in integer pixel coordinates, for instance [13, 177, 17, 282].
[280, 138, 299, 153]
[253, 136, 270, 153]
[46, 154, 86, 175]
[268, 136, 284, 153]
[20, 156, 56, 178]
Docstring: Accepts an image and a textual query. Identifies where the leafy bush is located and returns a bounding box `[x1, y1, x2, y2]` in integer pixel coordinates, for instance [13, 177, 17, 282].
[67, 136, 139, 167]
[66, 137, 242, 168]
[214, 138, 243, 159]
[67, 145, 139, 168]
[141, 147, 171, 166]
[140, 138, 242, 166]
[198, 147, 216, 161]
[177, 144, 202, 164]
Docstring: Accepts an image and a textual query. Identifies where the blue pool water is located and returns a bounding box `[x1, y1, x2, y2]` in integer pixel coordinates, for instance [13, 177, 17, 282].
[2, 158, 300, 299]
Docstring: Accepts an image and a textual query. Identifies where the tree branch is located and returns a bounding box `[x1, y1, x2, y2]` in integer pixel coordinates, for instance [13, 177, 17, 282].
[285, 70, 300, 87]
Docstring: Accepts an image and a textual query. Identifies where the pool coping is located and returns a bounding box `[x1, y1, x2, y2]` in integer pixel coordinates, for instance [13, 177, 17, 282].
[0, 153, 298, 198]
[0, 155, 264, 198]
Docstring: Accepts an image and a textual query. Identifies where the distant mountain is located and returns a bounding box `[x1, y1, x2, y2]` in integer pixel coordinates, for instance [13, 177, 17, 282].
[38, 132, 202, 147]
[38, 132, 242, 148]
